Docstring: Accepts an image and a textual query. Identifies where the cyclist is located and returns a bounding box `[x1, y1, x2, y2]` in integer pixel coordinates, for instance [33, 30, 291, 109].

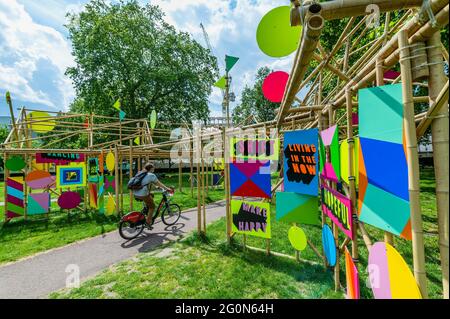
[132, 162, 173, 227]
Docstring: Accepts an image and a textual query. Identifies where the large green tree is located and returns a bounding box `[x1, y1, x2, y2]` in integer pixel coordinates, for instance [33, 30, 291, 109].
[66, 0, 218, 124]
[232, 67, 278, 125]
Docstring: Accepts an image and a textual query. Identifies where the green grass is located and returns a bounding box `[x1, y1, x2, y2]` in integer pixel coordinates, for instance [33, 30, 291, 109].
[50, 167, 442, 299]
[0, 173, 224, 265]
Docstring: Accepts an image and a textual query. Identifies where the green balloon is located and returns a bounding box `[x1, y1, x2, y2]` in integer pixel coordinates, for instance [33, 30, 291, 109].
[257, 6, 302, 58]
[150, 110, 157, 129]
[6, 156, 26, 172]
[288, 225, 307, 251]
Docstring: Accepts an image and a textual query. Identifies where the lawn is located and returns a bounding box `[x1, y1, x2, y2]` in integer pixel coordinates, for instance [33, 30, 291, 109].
[49, 168, 443, 299]
[0, 172, 225, 265]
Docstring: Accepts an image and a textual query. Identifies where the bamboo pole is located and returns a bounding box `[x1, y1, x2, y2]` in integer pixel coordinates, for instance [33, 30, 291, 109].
[345, 88, 359, 263]
[196, 127, 202, 235]
[190, 142, 194, 198]
[427, 31, 449, 299]
[224, 128, 232, 243]
[114, 146, 120, 216]
[178, 160, 183, 192]
[202, 156, 206, 234]
[3, 153, 8, 222]
[129, 140, 133, 211]
[399, 30, 428, 298]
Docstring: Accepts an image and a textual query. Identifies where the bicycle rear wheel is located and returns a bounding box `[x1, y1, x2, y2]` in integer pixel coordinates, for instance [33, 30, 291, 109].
[119, 221, 145, 240]
[162, 204, 181, 226]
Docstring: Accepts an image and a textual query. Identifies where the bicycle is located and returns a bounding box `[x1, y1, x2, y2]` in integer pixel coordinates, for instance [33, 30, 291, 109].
[119, 189, 181, 240]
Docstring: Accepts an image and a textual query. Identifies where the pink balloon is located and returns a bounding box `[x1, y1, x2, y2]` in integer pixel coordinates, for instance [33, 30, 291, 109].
[262, 71, 289, 103]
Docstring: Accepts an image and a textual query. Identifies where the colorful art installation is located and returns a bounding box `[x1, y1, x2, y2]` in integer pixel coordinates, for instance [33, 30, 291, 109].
[230, 160, 271, 199]
[275, 192, 319, 225]
[134, 137, 140, 145]
[225, 55, 239, 72]
[262, 71, 289, 103]
[88, 158, 99, 182]
[150, 110, 157, 129]
[119, 110, 126, 121]
[27, 111, 55, 133]
[231, 200, 271, 239]
[213, 158, 225, 171]
[5, 156, 26, 171]
[112, 99, 121, 111]
[56, 163, 86, 189]
[358, 84, 411, 240]
[340, 138, 359, 186]
[57, 191, 82, 210]
[288, 225, 307, 251]
[98, 153, 104, 174]
[88, 183, 98, 209]
[98, 178, 105, 214]
[319, 125, 340, 182]
[106, 151, 115, 172]
[256, 6, 302, 58]
[230, 137, 279, 161]
[322, 225, 336, 267]
[31, 159, 45, 171]
[105, 194, 116, 216]
[368, 242, 421, 299]
[345, 247, 360, 299]
[28, 193, 50, 215]
[321, 184, 353, 239]
[283, 129, 319, 196]
[25, 170, 55, 190]
[36, 153, 85, 165]
[6, 177, 24, 219]
[104, 175, 116, 193]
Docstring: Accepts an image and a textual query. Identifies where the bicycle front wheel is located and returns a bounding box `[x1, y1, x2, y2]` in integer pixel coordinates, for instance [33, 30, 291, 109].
[162, 204, 181, 226]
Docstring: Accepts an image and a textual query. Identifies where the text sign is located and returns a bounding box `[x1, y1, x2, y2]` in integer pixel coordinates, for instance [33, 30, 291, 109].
[321, 183, 353, 239]
[230, 138, 279, 160]
[231, 200, 271, 239]
[36, 153, 85, 165]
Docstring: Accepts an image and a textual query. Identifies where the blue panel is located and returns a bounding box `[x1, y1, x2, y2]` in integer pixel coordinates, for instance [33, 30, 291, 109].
[250, 161, 271, 197]
[6, 186, 24, 200]
[230, 163, 248, 194]
[360, 137, 409, 201]
[322, 225, 336, 266]
[283, 128, 319, 196]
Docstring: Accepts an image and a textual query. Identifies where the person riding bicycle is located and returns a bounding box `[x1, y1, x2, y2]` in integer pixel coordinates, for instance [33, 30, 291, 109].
[130, 162, 173, 227]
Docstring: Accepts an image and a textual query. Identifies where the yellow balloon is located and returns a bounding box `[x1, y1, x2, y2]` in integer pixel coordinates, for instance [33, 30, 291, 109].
[28, 111, 55, 133]
[288, 225, 307, 251]
[106, 152, 115, 171]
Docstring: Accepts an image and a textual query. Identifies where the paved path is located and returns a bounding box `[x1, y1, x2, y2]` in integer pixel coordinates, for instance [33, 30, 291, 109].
[0, 201, 226, 299]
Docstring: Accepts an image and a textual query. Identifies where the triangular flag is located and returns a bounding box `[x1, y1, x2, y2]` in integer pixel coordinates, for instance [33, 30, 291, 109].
[225, 55, 239, 72]
[113, 99, 121, 111]
[119, 110, 126, 121]
[214, 76, 226, 89]
[134, 137, 140, 145]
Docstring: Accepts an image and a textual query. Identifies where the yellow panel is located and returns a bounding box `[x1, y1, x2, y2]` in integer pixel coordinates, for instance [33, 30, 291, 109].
[339, 138, 359, 186]
[28, 111, 56, 133]
[106, 152, 115, 172]
[105, 194, 116, 216]
[32, 159, 45, 171]
[386, 243, 422, 299]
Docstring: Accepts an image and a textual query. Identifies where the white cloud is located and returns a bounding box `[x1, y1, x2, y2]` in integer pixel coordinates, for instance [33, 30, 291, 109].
[0, 0, 75, 110]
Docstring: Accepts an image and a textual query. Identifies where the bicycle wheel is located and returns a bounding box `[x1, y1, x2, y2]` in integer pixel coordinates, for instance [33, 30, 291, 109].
[162, 204, 181, 226]
[119, 220, 145, 240]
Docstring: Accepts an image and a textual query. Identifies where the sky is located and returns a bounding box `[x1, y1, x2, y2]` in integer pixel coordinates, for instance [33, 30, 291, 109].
[0, 0, 297, 118]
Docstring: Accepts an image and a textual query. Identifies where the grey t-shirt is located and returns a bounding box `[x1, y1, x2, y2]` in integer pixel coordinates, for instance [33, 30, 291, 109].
[133, 173, 158, 197]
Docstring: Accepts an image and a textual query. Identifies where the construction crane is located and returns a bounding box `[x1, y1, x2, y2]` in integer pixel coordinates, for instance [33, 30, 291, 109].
[200, 23, 213, 53]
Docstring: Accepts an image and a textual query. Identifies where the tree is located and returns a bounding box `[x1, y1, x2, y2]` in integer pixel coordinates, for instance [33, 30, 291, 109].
[232, 67, 278, 125]
[66, 0, 218, 124]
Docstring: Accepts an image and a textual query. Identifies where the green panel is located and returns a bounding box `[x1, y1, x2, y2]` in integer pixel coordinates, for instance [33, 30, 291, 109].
[6, 202, 24, 214]
[225, 55, 239, 72]
[330, 126, 341, 180]
[276, 192, 320, 225]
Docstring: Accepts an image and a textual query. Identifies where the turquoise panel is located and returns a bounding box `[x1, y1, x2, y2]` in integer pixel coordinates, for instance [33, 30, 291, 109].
[359, 183, 410, 236]
[6, 186, 24, 200]
[359, 84, 404, 144]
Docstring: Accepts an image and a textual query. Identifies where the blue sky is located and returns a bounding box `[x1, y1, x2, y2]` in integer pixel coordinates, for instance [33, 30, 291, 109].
[0, 0, 295, 118]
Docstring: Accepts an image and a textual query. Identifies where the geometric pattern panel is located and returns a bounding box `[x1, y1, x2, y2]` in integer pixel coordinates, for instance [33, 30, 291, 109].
[319, 125, 340, 182]
[6, 177, 24, 219]
[345, 247, 360, 299]
[358, 84, 411, 240]
[275, 191, 319, 225]
[88, 183, 98, 209]
[56, 163, 86, 189]
[104, 175, 116, 194]
[230, 160, 271, 199]
[283, 128, 319, 196]
[28, 193, 50, 215]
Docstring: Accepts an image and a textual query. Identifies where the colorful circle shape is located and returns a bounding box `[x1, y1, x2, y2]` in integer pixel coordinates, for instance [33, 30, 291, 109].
[256, 6, 302, 58]
[288, 225, 307, 251]
[262, 71, 289, 103]
[25, 170, 55, 189]
[5, 156, 26, 171]
[106, 151, 115, 172]
[57, 191, 81, 210]
[368, 242, 422, 299]
[28, 111, 56, 133]
[150, 110, 157, 129]
[322, 224, 336, 267]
